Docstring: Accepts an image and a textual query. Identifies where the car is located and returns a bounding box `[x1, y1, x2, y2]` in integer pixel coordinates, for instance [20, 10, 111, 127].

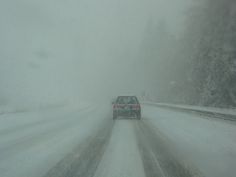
[113, 96, 141, 120]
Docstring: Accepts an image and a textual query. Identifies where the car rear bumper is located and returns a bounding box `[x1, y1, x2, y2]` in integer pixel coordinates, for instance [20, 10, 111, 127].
[113, 110, 140, 118]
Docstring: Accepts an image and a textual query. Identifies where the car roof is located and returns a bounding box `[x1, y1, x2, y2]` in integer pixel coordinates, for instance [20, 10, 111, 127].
[116, 96, 139, 102]
[117, 96, 137, 97]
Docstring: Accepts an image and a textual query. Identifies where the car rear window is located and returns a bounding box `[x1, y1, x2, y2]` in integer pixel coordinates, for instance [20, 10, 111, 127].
[117, 97, 138, 104]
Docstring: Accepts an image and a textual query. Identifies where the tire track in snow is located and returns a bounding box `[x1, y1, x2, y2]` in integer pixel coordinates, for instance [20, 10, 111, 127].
[0, 111, 95, 161]
[45, 117, 203, 177]
[43, 120, 114, 177]
[135, 120, 203, 177]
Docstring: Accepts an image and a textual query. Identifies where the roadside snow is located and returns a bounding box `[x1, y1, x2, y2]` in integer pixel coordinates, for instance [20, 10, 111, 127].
[0, 104, 109, 177]
[0, 102, 91, 116]
[143, 102, 236, 117]
[143, 105, 236, 177]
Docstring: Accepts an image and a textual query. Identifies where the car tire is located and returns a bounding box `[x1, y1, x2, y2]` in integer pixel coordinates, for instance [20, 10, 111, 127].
[137, 112, 141, 120]
[113, 112, 117, 120]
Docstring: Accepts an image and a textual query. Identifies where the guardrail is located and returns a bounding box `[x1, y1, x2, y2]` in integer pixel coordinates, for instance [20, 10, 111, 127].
[142, 102, 236, 121]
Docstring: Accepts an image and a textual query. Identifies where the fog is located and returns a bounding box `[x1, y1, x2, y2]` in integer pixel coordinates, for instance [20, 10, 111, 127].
[0, 0, 194, 108]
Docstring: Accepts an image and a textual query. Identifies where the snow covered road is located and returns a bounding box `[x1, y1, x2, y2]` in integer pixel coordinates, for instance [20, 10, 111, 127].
[142, 105, 236, 177]
[0, 104, 235, 177]
[44, 119, 197, 177]
[0, 105, 111, 177]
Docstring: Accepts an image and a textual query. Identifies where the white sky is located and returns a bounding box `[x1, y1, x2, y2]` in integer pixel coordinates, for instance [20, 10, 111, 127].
[0, 0, 194, 106]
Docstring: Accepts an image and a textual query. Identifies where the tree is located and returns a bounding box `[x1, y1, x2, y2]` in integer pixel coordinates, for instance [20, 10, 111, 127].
[183, 0, 236, 107]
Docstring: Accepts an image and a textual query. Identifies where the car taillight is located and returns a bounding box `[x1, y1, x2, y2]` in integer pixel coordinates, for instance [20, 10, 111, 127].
[133, 105, 140, 110]
[113, 104, 120, 109]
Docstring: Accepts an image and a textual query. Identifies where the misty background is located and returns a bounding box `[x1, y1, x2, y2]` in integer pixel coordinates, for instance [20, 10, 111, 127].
[0, 0, 235, 110]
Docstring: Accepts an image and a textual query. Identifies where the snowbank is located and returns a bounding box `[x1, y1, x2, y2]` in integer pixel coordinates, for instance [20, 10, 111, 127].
[143, 105, 236, 177]
[142, 102, 236, 121]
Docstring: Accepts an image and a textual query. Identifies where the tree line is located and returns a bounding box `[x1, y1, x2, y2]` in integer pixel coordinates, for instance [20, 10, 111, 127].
[139, 0, 236, 107]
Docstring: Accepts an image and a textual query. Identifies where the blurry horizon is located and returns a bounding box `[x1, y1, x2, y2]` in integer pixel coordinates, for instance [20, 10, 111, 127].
[0, 0, 194, 107]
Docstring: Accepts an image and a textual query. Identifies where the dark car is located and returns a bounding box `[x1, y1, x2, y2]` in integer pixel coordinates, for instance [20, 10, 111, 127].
[113, 96, 141, 120]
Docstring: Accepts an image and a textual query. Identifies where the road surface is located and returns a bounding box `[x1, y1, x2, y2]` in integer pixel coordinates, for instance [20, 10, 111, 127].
[0, 104, 235, 177]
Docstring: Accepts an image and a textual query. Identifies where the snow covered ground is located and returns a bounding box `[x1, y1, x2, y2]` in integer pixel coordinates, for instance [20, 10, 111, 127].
[0, 103, 235, 177]
[143, 105, 236, 177]
[0, 104, 110, 177]
[94, 120, 146, 177]
[143, 101, 236, 118]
